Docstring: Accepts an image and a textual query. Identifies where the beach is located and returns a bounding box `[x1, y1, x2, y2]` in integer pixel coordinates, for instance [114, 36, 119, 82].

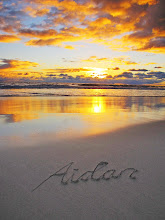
[0, 118, 165, 220]
[1, 0, 165, 218]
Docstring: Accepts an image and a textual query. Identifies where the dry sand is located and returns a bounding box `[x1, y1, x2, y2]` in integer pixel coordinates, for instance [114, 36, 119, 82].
[0, 120, 165, 220]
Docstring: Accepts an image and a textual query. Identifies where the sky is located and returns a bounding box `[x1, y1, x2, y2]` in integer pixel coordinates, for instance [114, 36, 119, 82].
[0, 0, 165, 85]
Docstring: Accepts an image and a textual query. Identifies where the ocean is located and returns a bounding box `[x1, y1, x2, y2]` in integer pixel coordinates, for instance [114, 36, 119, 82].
[0, 82, 165, 96]
[0, 83, 165, 142]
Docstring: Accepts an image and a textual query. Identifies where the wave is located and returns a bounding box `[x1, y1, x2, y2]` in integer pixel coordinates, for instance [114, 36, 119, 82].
[0, 82, 165, 90]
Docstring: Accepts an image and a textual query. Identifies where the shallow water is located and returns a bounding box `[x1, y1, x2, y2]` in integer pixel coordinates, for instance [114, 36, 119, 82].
[0, 95, 165, 220]
[0, 96, 165, 148]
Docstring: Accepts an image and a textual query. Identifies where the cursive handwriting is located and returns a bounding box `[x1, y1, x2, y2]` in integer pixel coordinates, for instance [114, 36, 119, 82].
[32, 161, 138, 192]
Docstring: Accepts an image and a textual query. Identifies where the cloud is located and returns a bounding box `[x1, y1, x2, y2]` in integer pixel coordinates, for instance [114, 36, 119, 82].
[0, 34, 20, 42]
[1, 64, 165, 85]
[147, 71, 165, 79]
[0, 0, 163, 52]
[24, 29, 82, 46]
[111, 57, 138, 65]
[128, 68, 148, 71]
[82, 56, 111, 62]
[46, 74, 56, 77]
[120, 0, 165, 52]
[114, 70, 165, 80]
[106, 75, 113, 79]
[44, 67, 93, 75]
[115, 72, 134, 78]
[82, 56, 138, 65]
[0, 59, 38, 70]
[0, 2, 24, 34]
[64, 45, 74, 50]
[48, 68, 91, 73]
[24, 6, 50, 17]
[137, 37, 165, 52]
[112, 67, 120, 70]
[19, 29, 57, 39]
[0, 59, 39, 79]
[154, 66, 163, 68]
[36, 70, 165, 85]
[132, 71, 165, 80]
[135, 73, 150, 79]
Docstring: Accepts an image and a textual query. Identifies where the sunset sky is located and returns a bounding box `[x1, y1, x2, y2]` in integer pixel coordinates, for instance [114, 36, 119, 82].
[0, 0, 165, 84]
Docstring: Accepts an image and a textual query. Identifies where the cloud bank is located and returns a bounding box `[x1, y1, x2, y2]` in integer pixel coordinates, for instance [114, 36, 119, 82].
[0, 0, 164, 52]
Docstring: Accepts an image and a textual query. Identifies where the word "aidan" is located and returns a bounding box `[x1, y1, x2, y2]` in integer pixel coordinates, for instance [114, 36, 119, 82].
[32, 161, 138, 192]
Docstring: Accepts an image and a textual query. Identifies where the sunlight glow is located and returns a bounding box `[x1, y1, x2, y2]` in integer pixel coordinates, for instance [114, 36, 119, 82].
[90, 68, 107, 78]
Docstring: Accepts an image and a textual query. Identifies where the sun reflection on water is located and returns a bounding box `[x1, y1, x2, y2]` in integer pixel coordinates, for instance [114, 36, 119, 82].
[0, 96, 165, 146]
[91, 97, 105, 113]
[0, 96, 165, 123]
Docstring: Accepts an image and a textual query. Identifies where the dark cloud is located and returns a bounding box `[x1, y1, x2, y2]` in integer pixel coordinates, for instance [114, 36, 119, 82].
[135, 73, 151, 79]
[127, 30, 153, 40]
[121, 0, 165, 52]
[112, 67, 120, 70]
[129, 69, 148, 72]
[134, 71, 165, 80]
[147, 71, 165, 79]
[0, 59, 12, 69]
[112, 70, 165, 81]
[42, 75, 160, 85]
[19, 28, 57, 38]
[116, 72, 133, 78]
[135, 0, 165, 32]
[47, 74, 56, 77]
[106, 75, 112, 78]
[59, 73, 68, 77]
[138, 37, 165, 51]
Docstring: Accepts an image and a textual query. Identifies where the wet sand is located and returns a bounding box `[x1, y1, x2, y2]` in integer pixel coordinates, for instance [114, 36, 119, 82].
[0, 120, 165, 220]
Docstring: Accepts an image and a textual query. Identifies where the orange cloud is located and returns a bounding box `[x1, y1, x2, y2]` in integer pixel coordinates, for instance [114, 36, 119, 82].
[44, 67, 92, 74]
[0, 59, 39, 79]
[82, 56, 111, 62]
[0, 35, 20, 42]
[0, 59, 38, 70]
[25, 33, 82, 47]
[19, 0, 158, 49]
[0, 0, 164, 53]
[82, 56, 138, 65]
[112, 57, 138, 65]
[64, 45, 74, 50]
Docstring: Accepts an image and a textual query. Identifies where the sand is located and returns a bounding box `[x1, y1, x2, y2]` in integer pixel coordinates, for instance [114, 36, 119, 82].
[0, 120, 165, 220]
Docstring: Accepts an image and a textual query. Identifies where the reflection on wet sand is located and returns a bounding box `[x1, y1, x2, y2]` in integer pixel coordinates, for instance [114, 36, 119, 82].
[0, 96, 165, 146]
[0, 96, 165, 123]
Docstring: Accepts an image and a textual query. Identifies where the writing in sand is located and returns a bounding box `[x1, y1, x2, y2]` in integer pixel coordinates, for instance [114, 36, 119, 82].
[32, 161, 138, 192]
